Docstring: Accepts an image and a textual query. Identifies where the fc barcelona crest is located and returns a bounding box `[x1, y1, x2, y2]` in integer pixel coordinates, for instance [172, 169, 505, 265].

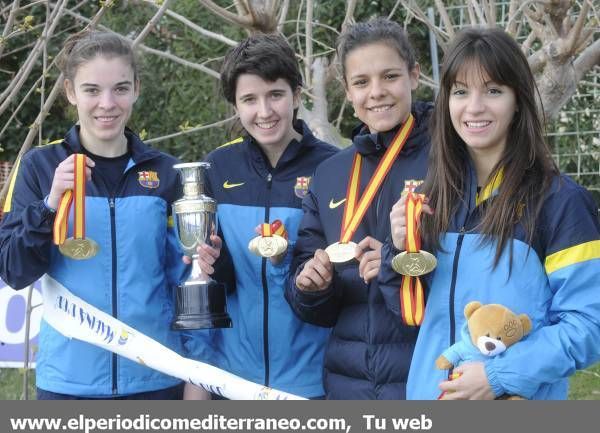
[138, 170, 160, 189]
[294, 176, 311, 198]
[401, 179, 423, 197]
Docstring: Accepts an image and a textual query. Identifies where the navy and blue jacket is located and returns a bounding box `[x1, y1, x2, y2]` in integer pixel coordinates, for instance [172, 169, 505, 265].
[379, 160, 600, 399]
[285, 102, 433, 399]
[0, 126, 188, 396]
[194, 120, 338, 397]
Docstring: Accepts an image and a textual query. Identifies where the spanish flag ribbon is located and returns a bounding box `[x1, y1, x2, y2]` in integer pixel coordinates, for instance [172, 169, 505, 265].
[270, 219, 288, 240]
[339, 114, 415, 244]
[53, 154, 86, 245]
[399, 192, 426, 326]
[260, 222, 272, 237]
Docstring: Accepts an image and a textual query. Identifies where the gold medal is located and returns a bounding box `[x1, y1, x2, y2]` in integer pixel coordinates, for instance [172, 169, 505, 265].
[255, 235, 288, 258]
[394, 193, 432, 326]
[391, 250, 436, 276]
[249, 222, 288, 258]
[248, 236, 260, 255]
[325, 241, 358, 263]
[53, 154, 99, 260]
[328, 116, 415, 266]
[59, 237, 99, 260]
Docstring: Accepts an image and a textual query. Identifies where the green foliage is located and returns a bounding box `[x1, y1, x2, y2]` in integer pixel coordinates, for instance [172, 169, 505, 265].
[568, 363, 600, 400]
[0, 368, 36, 400]
[102, 1, 242, 160]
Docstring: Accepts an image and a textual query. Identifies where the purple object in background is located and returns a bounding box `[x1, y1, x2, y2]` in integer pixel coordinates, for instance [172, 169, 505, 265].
[0, 279, 42, 367]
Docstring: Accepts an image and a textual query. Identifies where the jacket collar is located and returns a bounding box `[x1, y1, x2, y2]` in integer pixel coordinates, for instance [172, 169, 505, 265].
[464, 155, 504, 210]
[350, 101, 432, 157]
[63, 125, 161, 168]
[245, 119, 318, 174]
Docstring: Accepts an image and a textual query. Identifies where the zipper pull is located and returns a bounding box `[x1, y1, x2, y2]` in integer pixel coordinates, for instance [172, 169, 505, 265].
[267, 173, 272, 182]
[109, 198, 115, 208]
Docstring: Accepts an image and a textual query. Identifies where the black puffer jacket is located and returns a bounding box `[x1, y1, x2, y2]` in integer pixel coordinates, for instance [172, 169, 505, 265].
[285, 102, 432, 399]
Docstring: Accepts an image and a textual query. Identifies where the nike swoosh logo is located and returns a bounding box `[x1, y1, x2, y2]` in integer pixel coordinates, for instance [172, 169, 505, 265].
[329, 198, 346, 209]
[223, 180, 245, 189]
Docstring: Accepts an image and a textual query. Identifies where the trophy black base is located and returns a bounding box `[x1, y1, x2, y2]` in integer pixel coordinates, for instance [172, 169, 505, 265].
[172, 279, 232, 330]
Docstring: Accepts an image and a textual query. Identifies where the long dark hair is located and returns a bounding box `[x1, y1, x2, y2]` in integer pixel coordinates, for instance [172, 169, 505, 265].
[421, 28, 558, 264]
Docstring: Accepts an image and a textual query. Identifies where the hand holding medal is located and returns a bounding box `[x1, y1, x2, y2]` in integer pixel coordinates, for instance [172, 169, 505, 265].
[326, 114, 416, 265]
[52, 153, 99, 260]
[390, 192, 436, 326]
[248, 219, 288, 258]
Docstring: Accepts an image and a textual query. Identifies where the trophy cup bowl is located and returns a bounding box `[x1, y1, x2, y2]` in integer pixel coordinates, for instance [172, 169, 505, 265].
[171, 162, 232, 330]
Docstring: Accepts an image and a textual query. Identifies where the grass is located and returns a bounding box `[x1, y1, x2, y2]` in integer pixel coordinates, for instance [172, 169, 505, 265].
[1, 364, 599, 400]
[0, 368, 36, 400]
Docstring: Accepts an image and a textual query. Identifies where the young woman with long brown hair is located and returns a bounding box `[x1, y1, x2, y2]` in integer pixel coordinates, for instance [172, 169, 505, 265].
[382, 28, 600, 400]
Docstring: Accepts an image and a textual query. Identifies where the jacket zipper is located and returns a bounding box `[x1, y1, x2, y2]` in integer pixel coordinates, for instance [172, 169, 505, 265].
[106, 168, 131, 396]
[448, 226, 465, 350]
[109, 197, 118, 394]
[261, 172, 273, 387]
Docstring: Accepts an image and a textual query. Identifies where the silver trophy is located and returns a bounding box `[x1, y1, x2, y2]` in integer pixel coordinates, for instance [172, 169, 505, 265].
[171, 162, 232, 329]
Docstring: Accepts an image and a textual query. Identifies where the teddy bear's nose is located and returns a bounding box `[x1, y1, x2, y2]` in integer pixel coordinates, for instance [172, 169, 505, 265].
[485, 341, 496, 351]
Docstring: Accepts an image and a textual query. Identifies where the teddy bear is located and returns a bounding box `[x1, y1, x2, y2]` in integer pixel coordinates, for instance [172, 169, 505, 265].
[435, 301, 532, 399]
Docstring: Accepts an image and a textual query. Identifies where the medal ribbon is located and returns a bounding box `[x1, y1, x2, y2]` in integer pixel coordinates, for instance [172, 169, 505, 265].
[260, 221, 288, 239]
[261, 223, 272, 237]
[400, 192, 426, 326]
[53, 154, 86, 245]
[339, 114, 415, 243]
[270, 219, 288, 240]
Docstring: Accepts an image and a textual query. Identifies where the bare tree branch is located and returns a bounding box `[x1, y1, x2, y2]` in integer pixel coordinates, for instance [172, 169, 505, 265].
[305, 0, 313, 88]
[466, 1, 478, 26]
[574, 38, 600, 83]
[401, 0, 450, 48]
[388, 0, 402, 20]
[485, 0, 496, 27]
[198, 0, 253, 29]
[564, 0, 589, 55]
[506, 0, 520, 36]
[145, 115, 237, 144]
[0, 0, 21, 59]
[434, 0, 455, 39]
[142, 1, 237, 46]
[0, 4, 112, 205]
[139, 44, 220, 78]
[0, 0, 67, 117]
[133, 0, 174, 47]
[277, 0, 290, 31]
[342, 0, 358, 33]
[0, 73, 45, 142]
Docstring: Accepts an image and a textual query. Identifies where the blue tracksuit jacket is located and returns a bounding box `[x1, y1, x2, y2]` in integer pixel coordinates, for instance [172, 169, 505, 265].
[0, 126, 188, 396]
[286, 102, 433, 399]
[380, 160, 600, 399]
[193, 120, 338, 397]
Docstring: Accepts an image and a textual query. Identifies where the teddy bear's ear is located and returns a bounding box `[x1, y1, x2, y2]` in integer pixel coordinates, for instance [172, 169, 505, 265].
[464, 301, 482, 319]
[519, 314, 532, 336]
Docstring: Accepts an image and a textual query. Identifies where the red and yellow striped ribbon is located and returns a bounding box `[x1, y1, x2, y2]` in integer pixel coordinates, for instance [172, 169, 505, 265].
[261, 223, 272, 237]
[339, 114, 415, 244]
[53, 154, 86, 245]
[399, 192, 426, 326]
[270, 219, 288, 240]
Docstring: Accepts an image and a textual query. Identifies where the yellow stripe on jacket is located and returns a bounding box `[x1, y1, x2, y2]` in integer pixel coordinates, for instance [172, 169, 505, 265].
[545, 240, 600, 274]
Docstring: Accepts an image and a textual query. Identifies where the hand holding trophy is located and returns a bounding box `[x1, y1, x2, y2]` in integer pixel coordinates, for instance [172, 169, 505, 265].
[171, 162, 232, 330]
